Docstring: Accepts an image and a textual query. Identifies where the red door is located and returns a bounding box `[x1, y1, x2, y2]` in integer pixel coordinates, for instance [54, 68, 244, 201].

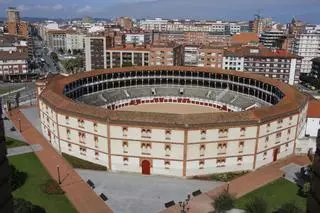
[141, 160, 151, 175]
[273, 148, 279, 162]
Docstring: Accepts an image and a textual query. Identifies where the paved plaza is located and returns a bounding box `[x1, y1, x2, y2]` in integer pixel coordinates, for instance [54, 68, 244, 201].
[77, 169, 223, 213]
[7, 144, 43, 157]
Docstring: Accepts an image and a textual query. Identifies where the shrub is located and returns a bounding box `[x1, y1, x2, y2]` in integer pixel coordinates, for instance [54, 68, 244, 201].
[13, 198, 46, 213]
[210, 171, 249, 182]
[276, 201, 304, 213]
[213, 190, 235, 213]
[9, 164, 28, 191]
[245, 196, 268, 213]
[41, 179, 64, 195]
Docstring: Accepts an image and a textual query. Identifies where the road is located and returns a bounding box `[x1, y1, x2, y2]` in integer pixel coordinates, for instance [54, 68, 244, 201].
[32, 35, 61, 74]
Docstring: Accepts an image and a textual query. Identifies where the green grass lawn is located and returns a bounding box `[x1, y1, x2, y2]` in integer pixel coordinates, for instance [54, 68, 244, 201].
[235, 178, 307, 212]
[6, 137, 27, 148]
[9, 153, 77, 213]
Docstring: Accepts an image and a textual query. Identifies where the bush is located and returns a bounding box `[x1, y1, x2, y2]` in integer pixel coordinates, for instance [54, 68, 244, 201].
[13, 198, 46, 213]
[276, 201, 304, 213]
[210, 171, 249, 182]
[213, 190, 235, 213]
[9, 164, 28, 191]
[41, 179, 64, 195]
[245, 197, 268, 213]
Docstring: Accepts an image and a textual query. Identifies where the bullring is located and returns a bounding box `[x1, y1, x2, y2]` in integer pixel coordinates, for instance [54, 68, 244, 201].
[37, 66, 308, 177]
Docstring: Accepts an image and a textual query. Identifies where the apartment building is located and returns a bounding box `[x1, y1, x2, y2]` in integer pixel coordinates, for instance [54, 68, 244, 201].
[183, 45, 224, 68]
[223, 46, 302, 85]
[311, 57, 320, 79]
[65, 33, 86, 52]
[149, 45, 184, 66]
[47, 30, 67, 51]
[106, 47, 150, 68]
[292, 33, 320, 73]
[125, 33, 151, 45]
[6, 7, 29, 37]
[260, 30, 287, 48]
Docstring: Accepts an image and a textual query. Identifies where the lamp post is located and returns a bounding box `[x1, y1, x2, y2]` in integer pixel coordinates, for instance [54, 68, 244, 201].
[57, 165, 61, 184]
[18, 118, 21, 132]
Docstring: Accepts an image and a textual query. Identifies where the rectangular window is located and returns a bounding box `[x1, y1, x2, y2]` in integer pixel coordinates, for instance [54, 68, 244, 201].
[165, 130, 171, 140]
[94, 136, 99, 148]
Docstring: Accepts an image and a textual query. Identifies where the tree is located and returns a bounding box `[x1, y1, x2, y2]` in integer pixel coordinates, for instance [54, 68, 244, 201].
[9, 164, 28, 191]
[58, 48, 64, 55]
[276, 202, 303, 213]
[213, 190, 235, 213]
[62, 57, 84, 74]
[13, 198, 46, 213]
[50, 52, 59, 62]
[244, 197, 268, 213]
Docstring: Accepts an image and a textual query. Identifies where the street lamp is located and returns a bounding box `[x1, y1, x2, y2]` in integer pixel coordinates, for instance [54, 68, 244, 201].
[57, 165, 61, 184]
[18, 118, 21, 132]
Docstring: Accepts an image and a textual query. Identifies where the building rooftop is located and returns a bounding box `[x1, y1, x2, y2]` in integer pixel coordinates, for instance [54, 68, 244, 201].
[231, 32, 259, 44]
[224, 46, 301, 59]
[0, 50, 28, 60]
[307, 100, 320, 118]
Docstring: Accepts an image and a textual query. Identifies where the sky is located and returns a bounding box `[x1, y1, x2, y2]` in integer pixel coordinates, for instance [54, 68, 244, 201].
[0, 0, 320, 22]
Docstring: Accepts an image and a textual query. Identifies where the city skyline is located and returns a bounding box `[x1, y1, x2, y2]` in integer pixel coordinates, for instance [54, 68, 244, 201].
[0, 0, 320, 23]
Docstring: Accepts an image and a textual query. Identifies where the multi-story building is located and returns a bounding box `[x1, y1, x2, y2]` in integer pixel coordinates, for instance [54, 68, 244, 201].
[183, 45, 224, 68]
[125, 33, 151, 45]
[106, 47, 150, 68]
[6, 7, 28, 37]
[223, 46, 302, 85]
[292, 33, 320, 73]
[47, 30, 68, 51]
[260, 30, 287, 48]
[39, 21, 59, 45]
[150, 45, 184, 66]
[0, 50, 28, 81]
[311, 57, 320, 79]
[0, 98, 13, 213]
[85, 35, 184, 70]
[65, 33, 86, 52]
[116, 17, 134, 30]
[139, 18, 169, 31]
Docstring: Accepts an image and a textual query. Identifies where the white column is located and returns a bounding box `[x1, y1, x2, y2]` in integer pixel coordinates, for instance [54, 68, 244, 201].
[289, 59, 297, 85]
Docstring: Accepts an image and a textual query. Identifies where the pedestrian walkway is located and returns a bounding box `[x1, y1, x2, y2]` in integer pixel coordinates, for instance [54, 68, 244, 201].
[7, 144, 43, 157]
[8, 107, 113, 213]
[161, 155, 310, 213]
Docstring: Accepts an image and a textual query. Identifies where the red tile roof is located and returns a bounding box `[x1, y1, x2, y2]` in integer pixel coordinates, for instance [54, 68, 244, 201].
[307, 100, 320, 118]
[231, 32, 259, 44]
[224, 46, 301, 59]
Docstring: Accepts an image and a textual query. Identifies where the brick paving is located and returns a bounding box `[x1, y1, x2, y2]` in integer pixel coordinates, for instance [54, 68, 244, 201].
[8, 107, 113, 213]
[161, 155, 311, 213]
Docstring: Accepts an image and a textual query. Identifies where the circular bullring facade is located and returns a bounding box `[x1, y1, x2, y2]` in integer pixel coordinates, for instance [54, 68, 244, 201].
[37, 66, 308, 177]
